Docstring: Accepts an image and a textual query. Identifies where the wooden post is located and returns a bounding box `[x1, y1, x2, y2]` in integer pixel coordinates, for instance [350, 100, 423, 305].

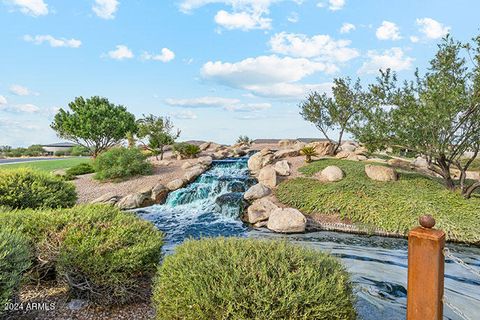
[407, 215, 445, 320]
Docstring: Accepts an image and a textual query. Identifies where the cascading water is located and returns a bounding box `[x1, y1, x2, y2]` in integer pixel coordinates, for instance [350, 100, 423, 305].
[137, 157, 480, 320]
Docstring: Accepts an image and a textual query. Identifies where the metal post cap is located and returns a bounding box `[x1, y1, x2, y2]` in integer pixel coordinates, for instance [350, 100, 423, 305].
[419, 215, 435, 229]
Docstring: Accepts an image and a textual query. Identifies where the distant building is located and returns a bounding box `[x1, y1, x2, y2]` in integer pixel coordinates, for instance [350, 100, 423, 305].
[42, 142, 77, 155]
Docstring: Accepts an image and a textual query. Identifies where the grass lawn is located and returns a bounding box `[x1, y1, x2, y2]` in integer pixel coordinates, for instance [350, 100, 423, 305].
[276, 159, 480, 244]
[0, 158, 92, 173]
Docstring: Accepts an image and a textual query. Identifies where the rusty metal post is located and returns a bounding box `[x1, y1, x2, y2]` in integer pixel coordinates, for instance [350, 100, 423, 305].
[406, 215, 445, 320]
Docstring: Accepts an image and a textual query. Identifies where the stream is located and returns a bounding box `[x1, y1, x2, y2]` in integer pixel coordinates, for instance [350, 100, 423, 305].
[137, 158, 480, 320]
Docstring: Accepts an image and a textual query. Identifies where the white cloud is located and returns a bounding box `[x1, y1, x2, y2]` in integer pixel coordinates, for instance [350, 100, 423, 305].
[358, 47, 414, 74]
[243, 82, 332, 98]
[328, 0, 345, 11]
[376, 21, 401, 40]
[224, 102, 271, 112]
[5, 0, 48, 16]
[0, 95, 7, 105]
[269, 32, 359, 62]
[165, 96, 240, 109]
[214, 10, 271, 30]
[416, 18, 449, 39]
[340, 23, 355, 34]
[0, 103, 40, 113]
[171, 110, 198, 119]
[9, 84, 37, 96]
[92, 0, 119, 19]
[316, 2, 325, 8]
[141, 48, 175, 62]
[410, 36, 419, 43]
[287, 12, 299, 23]
[105, 45, 134, 60]
[23, 34, 82, 48]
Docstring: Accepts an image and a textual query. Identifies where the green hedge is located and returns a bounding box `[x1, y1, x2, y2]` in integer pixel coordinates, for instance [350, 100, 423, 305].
[0, 228, 31, 313]
[0, 169, 77, 209]
[0, 205, 164, 305]
[276, 159, 480, 244]
[153, 237, 356, 320]
[65, 162, 94, 180]
[94, 147, 152, 181]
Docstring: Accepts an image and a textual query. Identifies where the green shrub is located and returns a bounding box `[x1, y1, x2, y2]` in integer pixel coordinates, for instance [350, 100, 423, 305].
[153, 237, 356, 320]
[70, 145, 91, 156]
[93, 147, 152, 181]
[0, 169, 77, 209]
[65, 162, 94, 179]
[54, 149, 71, 156]
[276, 159, 480, 243]
[300, 146, 318, 163]
[173, 142, 200, 159]
[0, 227, 31, 311]
[56, 205, 163, 304]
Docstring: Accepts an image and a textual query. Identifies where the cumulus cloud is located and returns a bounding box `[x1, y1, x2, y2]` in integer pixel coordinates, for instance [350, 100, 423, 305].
[0, 103, 40, 113]
[244, 82, 333, 98]
[0, 95, 7, 105]
[340, 23, 355, 34]
[416, 18, 450, 39]
[328, 0, 345, 11]
[269, 32, 359, 62]
[358, 47, 414, 74]
[214, 10, 271, 30]
[92, 0, 119, 19]
[287, 12, 299, 23]
[5, 0, 48, 16]
[170, 110, 198, 119]
[165, 96, 272, 112]
[105, 45, 134, 60]
[9, 84, 37, 96]
[376, 21, 401, 40]
[410, 36, 419, 43]
[23, 34, 82, 48]
[141, 48, 175, 62]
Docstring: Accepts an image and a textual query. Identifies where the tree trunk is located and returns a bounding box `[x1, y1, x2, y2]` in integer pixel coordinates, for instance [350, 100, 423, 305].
[333, 129, 345, 155]
[436, 157, 456, 191]
[160, 146, 164, 160]
[464, 181, 480, 199]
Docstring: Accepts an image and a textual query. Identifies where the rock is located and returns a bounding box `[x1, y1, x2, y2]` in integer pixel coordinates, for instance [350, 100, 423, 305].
[67, 299, 88, 311]
[248, 150, 274, 173]
[244, 183, 271, 201]
[91, 192, 120, 205]
[412, 156, 429, 169]
[116, 193, 150, 210]
[278, 139, 298, 148]
[318, 165, 344, 182]
[273, 149, 300, 159]
[305, 141, 334, 156]
[253, 220, 268, 228]
[354, 147, 368, 156]
[387, 158, 411, 169]
[346, 154, 368, 161]
[181, 161, 196, 170]
[157, 160, 172, 166]
[197, 156, 213, 166]
[167, 179, 185, 191]
[246, 198, 278, 224]
[340, 143, 356, 152]
[258, 166, 278, 188]
[335, 151, 352, 159]
[215, 192, 246, 214]
[199, 142, 211, 151]
[292, 141, 306, 151]
[183, 165, 205, 182]
[228, 181, 245, 193]
[267, 208, 306, 233]
[151, 184, 169, 204]
[274, 160, 291, 176]
[365, 164, 398, 182]
[233, 149, 247, 157]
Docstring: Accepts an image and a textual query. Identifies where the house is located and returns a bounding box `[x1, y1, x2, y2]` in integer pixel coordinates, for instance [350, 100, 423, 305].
[41, 142, 77, 155]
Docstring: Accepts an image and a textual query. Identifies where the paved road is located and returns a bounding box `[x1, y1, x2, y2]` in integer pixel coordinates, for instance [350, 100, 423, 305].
[0, 157, 81, 165]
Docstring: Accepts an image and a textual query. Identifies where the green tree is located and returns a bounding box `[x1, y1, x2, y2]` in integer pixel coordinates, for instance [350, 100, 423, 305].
[236, 135, 252, 145]
[24, 144, 46, 157]
[353, 35, 480, 198]
[137, 114, 180, 160]
[51, 96, 137, 158]
[299, 78, 363, 154]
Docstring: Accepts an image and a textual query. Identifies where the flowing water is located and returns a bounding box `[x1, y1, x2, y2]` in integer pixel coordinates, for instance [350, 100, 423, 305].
[137, 158, 480, 320]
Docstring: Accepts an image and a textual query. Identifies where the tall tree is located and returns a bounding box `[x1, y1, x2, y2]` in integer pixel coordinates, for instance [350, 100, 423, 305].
[137, 114, 180, 160]
[299, 78, 363, 154]
[353, 35, 480, 198]
[51, 96, 137, 158]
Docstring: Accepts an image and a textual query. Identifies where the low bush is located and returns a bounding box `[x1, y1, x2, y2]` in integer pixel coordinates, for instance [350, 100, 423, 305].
[70, 145, 91, 156]
[65, 162, 94, 180]
[0, 227, 31, 312]
[173, 142, 200, 159]
[276, 159, 480, 243]
[153, 237, 356, 320]
[93, 147, 152, 181]
[0, 169, 77, 209]
[54, 149, 71, 157]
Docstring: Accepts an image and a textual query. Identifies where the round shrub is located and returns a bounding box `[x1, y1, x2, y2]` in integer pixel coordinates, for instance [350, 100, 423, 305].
[0, 227, 31, 312]
[65, 162, 94, 180]
[153, 238, 356, 320]
[173, 142, 200, 159]
[0, 169, 77, 209]
[93, 147, 152, 181]
[56, 205, 164, 304]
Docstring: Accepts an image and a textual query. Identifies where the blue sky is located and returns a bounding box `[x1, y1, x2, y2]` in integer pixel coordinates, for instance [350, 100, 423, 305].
[1, 0, 479, 147]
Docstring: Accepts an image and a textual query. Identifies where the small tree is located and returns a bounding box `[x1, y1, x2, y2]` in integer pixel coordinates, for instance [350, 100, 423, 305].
[137, 114, 180, 160]
[236, 135, 252, 145]
[51, 96, 137, 158]
[353, 35, 480, 198]
[299, 78, 363, 154]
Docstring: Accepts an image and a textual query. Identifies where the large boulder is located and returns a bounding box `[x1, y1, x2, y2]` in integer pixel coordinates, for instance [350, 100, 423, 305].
[183, 165, 205, 182]
[246, 198, 278, 224]
[167, 179, 185, 191]
[273, 149, 300, 159]
[116, 192, 150, 210]
[305, 141, 334, 156]
[197, 156, 213, 166]
[91, 192, 120, 205]
[412, 156, 429, 169]
[258, 166, 278, 188]
[247, 149, 274, 173]
[335, 151, 352, 159]
[278, 139, 298, 148]
[346, 154, 368, 162]
[387, 158, 411, 169]
[317, 165, 344, 182]
[267, 208, 307, 233]
[365, 165, 398, 182]
[244, 183, 271, 201]
[152, 183, 169, 204]
[274, 160, 291, 176]
[340, 143, 356, 153]
[199, 142, 211, 151]
[181, 161, 196, 170]
[157, 160, 172, 166]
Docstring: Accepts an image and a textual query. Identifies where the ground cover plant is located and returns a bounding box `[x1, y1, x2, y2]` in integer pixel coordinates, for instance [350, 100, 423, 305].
[0, 158, 90, 172]
[276, 159, 480, 244]
[153, 237, 356, 320]
[64, 162, 95, 180]
[93, 147, 152, 181]
[0, 169, 77, 209]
